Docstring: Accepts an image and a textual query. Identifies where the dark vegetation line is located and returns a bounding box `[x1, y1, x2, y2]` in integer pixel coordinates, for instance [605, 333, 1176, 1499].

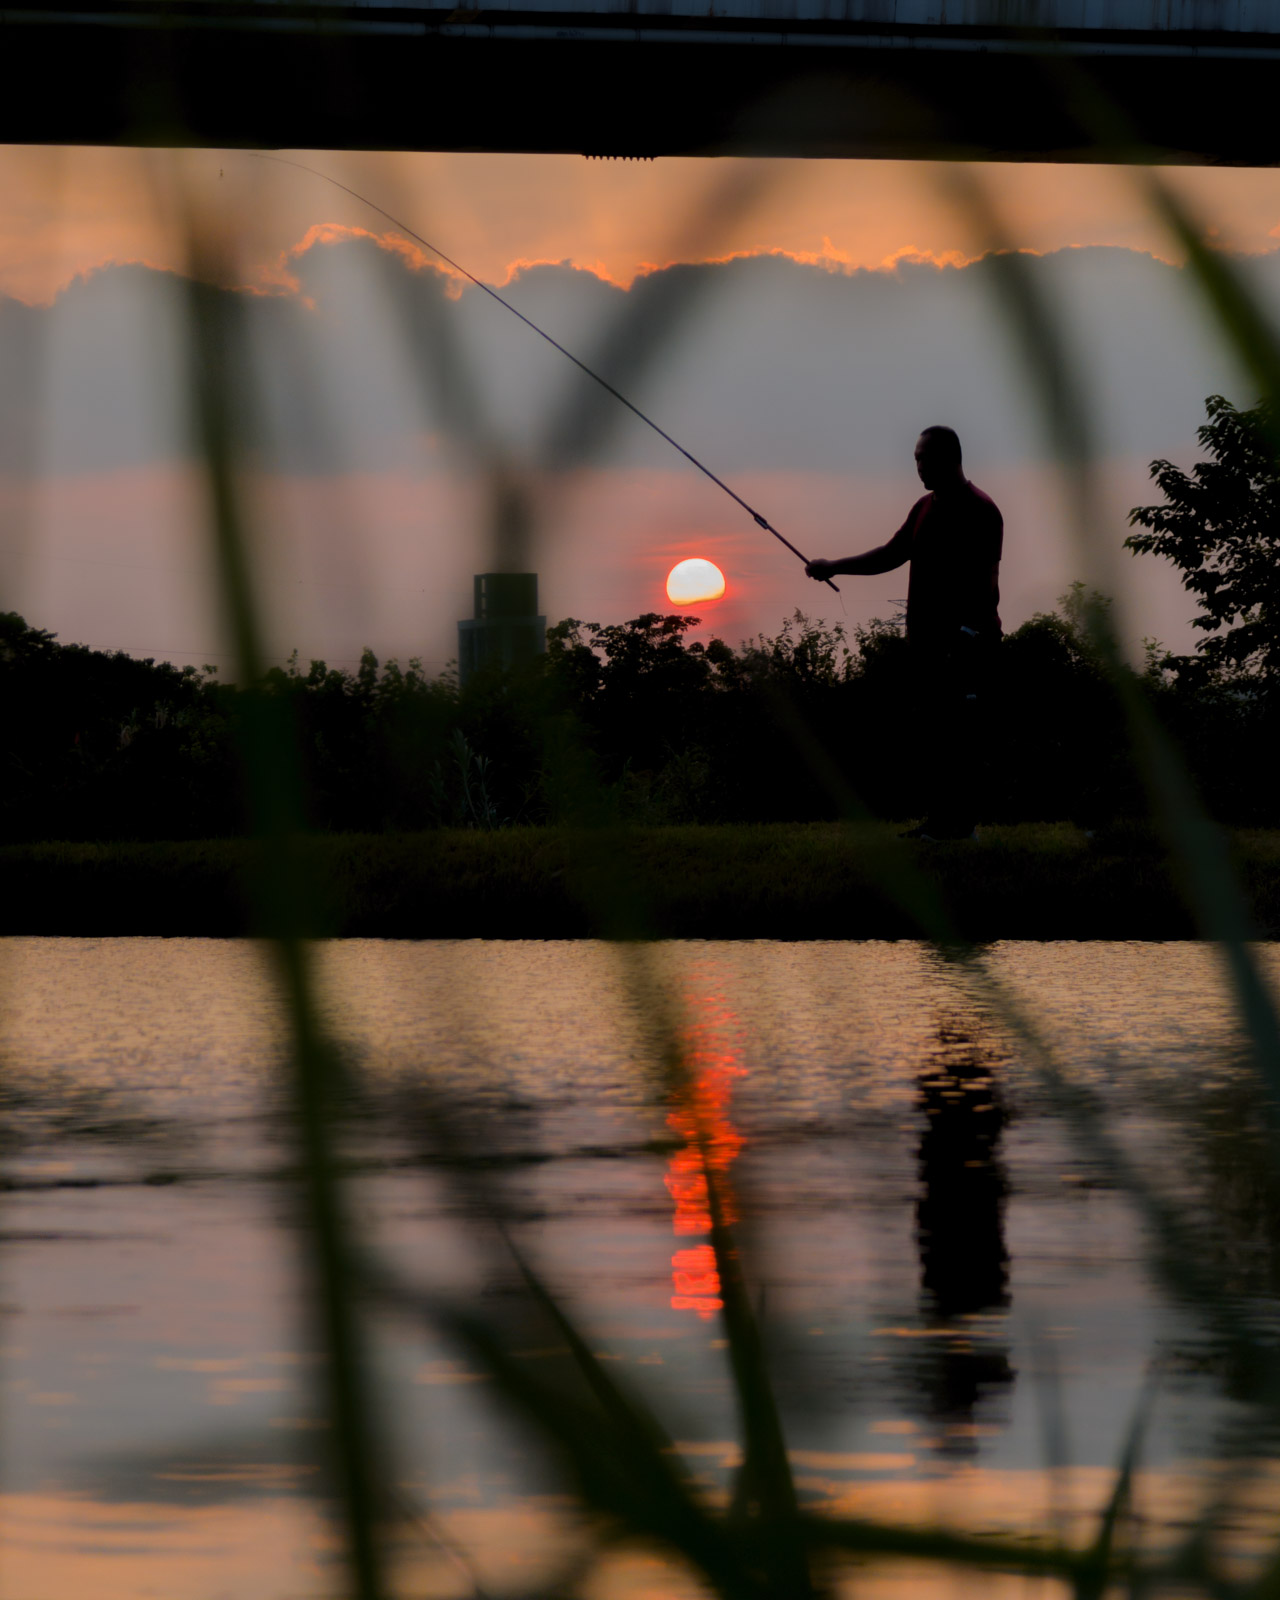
[1, 582, 1276, 843]
[3, 823, 1279, 939]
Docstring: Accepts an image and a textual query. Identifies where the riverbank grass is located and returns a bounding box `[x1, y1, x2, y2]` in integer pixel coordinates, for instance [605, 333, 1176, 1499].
[3, 822, 1279, 939]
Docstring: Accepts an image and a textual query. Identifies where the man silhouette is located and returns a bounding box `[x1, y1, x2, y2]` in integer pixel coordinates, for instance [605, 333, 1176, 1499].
[806, 426, 1002, 840]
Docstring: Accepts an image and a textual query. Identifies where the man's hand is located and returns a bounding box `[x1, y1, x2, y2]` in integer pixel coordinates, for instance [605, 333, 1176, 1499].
[805, 558, 837, 582]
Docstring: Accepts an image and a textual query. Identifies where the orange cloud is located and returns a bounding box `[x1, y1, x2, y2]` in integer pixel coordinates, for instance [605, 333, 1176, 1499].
[500, 255, 601, 285]
[263, 220, 460, 300]
[879, 243, 976, 273]
[263, 227, 987, 309]
[8, 145, 1280, 311]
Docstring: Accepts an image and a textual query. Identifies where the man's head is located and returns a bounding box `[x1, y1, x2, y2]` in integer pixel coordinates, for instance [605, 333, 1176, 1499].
[914, 425, 965, 492]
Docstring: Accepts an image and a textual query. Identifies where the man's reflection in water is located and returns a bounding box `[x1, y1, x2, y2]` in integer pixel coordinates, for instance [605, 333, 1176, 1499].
[903, 1014, 1015, 1456]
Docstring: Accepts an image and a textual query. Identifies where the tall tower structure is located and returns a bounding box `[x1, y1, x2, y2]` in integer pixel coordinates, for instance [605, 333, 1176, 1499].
[457, 573, 547, 686]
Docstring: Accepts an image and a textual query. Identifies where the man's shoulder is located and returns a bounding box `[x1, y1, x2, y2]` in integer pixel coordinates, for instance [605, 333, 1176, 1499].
[892, 493, 933, 545]
[964, 481, 1002, 522]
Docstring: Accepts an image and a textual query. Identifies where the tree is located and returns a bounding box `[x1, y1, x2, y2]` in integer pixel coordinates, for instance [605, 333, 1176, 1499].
[1126, 394, 1280, 678]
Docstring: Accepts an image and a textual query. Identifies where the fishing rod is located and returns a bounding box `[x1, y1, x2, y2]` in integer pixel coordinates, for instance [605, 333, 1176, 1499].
[250, 151, 839, 593]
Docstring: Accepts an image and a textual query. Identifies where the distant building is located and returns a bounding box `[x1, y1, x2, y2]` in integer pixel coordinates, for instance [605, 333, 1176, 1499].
[457, 573, 547, 686]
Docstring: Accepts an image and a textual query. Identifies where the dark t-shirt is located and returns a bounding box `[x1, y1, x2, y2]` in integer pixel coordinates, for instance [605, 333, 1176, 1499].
[846, 481, 1003, 645]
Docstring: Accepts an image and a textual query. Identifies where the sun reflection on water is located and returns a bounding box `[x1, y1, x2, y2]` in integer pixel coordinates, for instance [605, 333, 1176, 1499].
[663, 987, 745, 1319]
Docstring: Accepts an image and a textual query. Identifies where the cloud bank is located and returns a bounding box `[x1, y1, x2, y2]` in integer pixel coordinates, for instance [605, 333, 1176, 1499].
[5, 232, 1266, 474]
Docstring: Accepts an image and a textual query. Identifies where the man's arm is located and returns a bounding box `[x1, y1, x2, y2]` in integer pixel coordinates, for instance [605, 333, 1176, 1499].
[805, 505, 918, 583]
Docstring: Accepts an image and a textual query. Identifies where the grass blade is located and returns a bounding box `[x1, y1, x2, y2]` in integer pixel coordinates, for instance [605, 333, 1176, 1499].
[182, 218, 387, 1600]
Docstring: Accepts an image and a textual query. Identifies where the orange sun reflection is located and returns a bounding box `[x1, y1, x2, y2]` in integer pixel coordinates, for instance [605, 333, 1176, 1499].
[663, 990, 745, 1319]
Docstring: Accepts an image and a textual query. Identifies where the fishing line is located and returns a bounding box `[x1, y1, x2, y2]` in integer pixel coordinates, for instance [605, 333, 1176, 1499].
[250, 151, 839, 593]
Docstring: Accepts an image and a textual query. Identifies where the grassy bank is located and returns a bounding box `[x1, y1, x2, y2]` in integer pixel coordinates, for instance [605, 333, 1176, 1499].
[3, 822, 1280, 940]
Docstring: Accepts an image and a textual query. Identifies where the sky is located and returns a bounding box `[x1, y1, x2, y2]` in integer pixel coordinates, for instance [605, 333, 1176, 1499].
[3, 145, 1280, 673]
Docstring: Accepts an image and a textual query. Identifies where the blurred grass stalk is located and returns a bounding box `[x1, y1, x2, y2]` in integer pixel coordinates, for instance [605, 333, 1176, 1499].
[937, 135, 1280, 1584]
[181, 195, 389, 1600]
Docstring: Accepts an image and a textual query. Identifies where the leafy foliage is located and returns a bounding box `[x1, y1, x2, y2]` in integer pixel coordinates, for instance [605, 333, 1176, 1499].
[1127, 394, 1280, 678]
[0, 609, 234, 841]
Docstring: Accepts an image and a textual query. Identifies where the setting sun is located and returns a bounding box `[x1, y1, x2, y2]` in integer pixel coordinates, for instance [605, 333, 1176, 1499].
[666, 558, 726, 605]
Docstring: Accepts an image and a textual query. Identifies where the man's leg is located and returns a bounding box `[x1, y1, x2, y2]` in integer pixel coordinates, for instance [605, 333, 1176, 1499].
[925, 698, 976, 838]
[907, 643, 963, 839]
[916, 638, 989, 839]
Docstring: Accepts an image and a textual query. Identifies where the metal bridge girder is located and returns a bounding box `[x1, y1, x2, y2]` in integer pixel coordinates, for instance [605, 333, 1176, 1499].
[3, 0, 1279, 159]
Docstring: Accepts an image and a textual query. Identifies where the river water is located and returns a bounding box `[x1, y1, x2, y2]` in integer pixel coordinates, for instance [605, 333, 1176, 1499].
[2, 937, 1279, 1599]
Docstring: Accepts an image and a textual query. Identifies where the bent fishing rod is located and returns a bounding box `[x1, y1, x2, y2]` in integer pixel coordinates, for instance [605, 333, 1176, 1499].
[250, 151, 838, 593]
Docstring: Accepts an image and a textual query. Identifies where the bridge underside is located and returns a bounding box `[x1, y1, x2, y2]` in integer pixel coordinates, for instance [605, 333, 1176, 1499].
[4, 7, 1280, 163]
